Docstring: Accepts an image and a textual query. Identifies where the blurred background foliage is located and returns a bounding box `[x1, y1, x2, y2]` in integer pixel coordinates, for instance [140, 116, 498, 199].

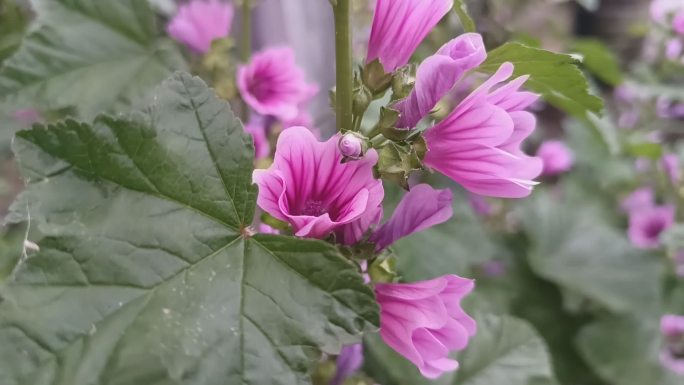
[0, 0, 683, 384]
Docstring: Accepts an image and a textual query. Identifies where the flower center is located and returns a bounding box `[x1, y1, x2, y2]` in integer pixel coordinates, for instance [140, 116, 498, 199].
[302, 200, 327, 216]
[645, 219, 666, 239]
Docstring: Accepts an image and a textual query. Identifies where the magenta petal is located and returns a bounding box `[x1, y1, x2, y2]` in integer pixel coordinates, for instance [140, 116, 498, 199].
[375, 275, 476, 380]
[166, 0, 233, 54]
[253, 127, 383, 243]
[396, 33, 487, 128]
[536, 140, 575, 176]
[366, 0, 453, 72]
[628, 204, 675, 249]
[423, 63, 542, 198]
[237, 47, 319, 121]
[370, 184, 453, 251]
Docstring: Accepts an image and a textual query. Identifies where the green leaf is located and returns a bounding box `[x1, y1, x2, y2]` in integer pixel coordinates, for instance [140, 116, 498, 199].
[453, 0, 476, 33]
[572, 39, 623, 86]
[364, 314, 557, 385]
[0, 73, 379, 385]
[0, 0, 187, 120]
[451, 315, 557, 385]
[478, 43, 604, 118]
[518, 189, 663, 315]
[577, 315, 682, 385]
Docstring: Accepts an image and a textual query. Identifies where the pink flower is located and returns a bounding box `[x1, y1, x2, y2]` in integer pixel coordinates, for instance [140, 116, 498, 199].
[366, 0, 453, 72]
[244, 117, 270, 160]
[628, 204, 675, 249]
[13, 108, 42, 126]
[536, 140, 574, 176]
[375, 275, 476, 379]
[661, 154, 681, 185]
[660, 314, 684, 375]
[423, 63, 543, 198]
[258, 223, 279, 234]
[395, 33, 487, 129]
[166, 0, 234, 54]
[330, 344, 364, 385]
[253, 127, 383, 244]
[657, 97, 684, 119]
[237, 47, 319, 121]
[370, 184, 453, 251]
[620, 187, 655, 214]
[665, 38, 683, 60]
[674, 10, 684, 35]
[651, 0, 681, 24]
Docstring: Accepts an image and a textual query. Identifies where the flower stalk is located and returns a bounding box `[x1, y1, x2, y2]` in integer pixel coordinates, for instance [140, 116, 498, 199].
[241, 0, 252, 62]
[333, 0, 353, 132]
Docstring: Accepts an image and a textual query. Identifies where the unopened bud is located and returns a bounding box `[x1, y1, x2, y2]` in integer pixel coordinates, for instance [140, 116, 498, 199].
[339, 133, 365, 159]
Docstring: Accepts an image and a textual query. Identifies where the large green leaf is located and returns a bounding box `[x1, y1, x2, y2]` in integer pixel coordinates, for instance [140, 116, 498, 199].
[478, 43, 604, 118]
[577, 315, 681, 385]
[0, 73, 379, 385]
[364, 314, 557, 385]
[518, 189, 663, 315]
[0, 0, 187, 119]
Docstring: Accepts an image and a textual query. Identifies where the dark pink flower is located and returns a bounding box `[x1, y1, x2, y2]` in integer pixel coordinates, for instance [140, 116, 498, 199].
[620, 187, 655, 214]
[253, 127, 383, 244]
[660, 314, 684, 375]
[237, 47, 319, 121]
[366, 0, 453, 72]
[166, 0, 234, 54]
[395, 33, 487, 129]
[536, 140, 574, 176]
[370, 184, 452, 251]
[628, 204, 675, 249]
[330, 344, 364, 385]
[375, 275, 476, 379]
[665, 38, 683, 60]
[423, 63, 543, 198]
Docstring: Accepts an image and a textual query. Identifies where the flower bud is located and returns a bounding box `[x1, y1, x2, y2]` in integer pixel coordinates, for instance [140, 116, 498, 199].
[339, 133, 365, 159]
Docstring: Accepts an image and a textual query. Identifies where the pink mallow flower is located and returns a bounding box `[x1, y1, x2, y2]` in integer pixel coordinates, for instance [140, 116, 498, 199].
[166, 0, 234, 54]
[366, 0, 453, 72]
[674, 10, 684, 35]
[375, 275, 476, 379]
[422, 63, 543, 198]
[620, 187, 655, 214]
[628, 204, 675, 249]
[660, 314, 684, 375]
[536, 140, 575, 176]
[238, 47, 319, 122]
[395, 33, 487, 129]
[370, 184, 453, 251]
[253, 126, 383, 244]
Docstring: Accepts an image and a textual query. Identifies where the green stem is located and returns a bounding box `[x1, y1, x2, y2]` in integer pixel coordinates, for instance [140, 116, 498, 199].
[241, 0, 252, 62]
[333, 0, 353, 132]
[240, 0, 252, 121]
